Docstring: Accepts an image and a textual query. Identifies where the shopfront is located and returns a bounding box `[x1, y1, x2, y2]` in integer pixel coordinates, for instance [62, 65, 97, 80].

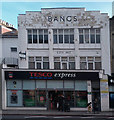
[4, 70, 100, 110]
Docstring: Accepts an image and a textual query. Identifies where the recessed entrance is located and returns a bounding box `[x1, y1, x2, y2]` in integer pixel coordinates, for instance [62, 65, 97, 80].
[48, 90, 63, 110]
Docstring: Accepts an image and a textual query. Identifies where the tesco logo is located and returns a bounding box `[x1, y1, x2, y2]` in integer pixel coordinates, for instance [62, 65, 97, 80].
[29, 72, 52, 78]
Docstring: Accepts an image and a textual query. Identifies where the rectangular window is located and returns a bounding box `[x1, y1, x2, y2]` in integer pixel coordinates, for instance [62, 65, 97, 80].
[33, 29, 37, 43]
[23, 90, 35, 107]
[85, 29, 89, 43]
[53, 29, 57, 44]
[54, 62, 60, 69]
[28, 57, 35, 69]
[90, 29, 95, 43]
[28, 29, 32, 44]
[39, 30, 43, 43]
[53, 29, 74, 44]
[11, 47, 17, 52]
[95, 57, 101, 70]
[79, 29, 84, 43]
[44, 30, 48, 43]
[80, 57, 87, 69]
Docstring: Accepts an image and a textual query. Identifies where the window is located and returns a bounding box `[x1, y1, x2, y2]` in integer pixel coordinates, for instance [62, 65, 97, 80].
[53, 29, 74, 44]
[11, 47, 17, 52]
[54, 57, 75, 69]
[28, 56, 49, 69]
[79, 28, 100, 44]
[80, 56, 102, 70]
[27, 29, 48, 44]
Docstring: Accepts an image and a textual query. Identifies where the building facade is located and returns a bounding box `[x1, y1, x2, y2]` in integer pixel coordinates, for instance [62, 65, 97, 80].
[1, 8, 111, 112]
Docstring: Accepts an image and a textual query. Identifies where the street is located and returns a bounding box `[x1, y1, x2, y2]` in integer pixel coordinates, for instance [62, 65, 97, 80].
[1, 115, 114, 120]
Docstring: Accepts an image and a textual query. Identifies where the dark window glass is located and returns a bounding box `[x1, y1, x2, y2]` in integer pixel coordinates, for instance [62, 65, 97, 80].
[23, 90, 35, 107]
[36, 62, 41, 69]
[11, 95, 18, 104]
[44, 35, 48, 43]
[70, 35, 74, 43]
[69, 62, 75, 70]
[64, 35, 69, 43]
[109, 93, 114, 108]
[54, 62, 60, 69]
[36, 90, 46, 107]
[39, 35, 43, 43]
[76, 91, 87, 107]
[28, 35, 32, 43]
[53, 35, 57, 44]
[90, 35, 95, 43]
[79, 35, 84, 43]
[59, 35, 63, 43]
[95, 62, 101, 70]
[62, 63, 67, 69]
[43, 62, 49, 69]
[96, 35, 100, 43]
[80, 62, 87, 69]
[33, 35, 37, 43]
[11, 47, 17, 52]
[88, 63, 93, 70]
[29, 62, 35, 69]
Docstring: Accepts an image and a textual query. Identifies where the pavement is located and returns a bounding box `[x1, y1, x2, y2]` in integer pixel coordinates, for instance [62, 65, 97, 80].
[1, 110, 114, 117]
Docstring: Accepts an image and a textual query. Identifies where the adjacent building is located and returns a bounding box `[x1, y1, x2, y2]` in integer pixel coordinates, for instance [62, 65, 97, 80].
[1, 8, 112, 112]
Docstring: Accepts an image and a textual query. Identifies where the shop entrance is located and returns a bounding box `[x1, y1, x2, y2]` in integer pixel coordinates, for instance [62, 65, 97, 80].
[48, 90, 63, 110]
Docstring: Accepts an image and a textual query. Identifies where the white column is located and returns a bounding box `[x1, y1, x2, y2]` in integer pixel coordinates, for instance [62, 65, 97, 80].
[100, 75, 109, 111]
[48, 29, 54, 69]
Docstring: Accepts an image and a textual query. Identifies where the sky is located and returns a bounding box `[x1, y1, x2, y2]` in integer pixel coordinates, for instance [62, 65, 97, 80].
[0, 1, 113, 29]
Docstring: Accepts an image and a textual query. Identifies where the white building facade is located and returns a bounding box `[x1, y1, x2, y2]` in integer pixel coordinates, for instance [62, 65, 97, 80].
[2, 8, 111, 112]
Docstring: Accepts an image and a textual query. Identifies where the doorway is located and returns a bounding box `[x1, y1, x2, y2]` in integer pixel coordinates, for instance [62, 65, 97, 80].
[48, 90, 63, 110]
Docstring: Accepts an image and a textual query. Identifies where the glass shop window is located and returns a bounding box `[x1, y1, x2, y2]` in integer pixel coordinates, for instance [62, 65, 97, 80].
[23, 90, 35, 107]
[36, 90, 46, 107]
[76, 91, 87, 107]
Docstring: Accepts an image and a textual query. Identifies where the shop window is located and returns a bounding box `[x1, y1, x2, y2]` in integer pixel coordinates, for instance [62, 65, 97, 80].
[109, 93, 114, 108]
[11, 94, 18, 104]
[64, 91, 75, 107]
[23, 80, 35, 90]
[36, 90, 46, 107]
[76, 91, 87, 107]
[23, 90, 35, 107]
[75, 81, 87, 91]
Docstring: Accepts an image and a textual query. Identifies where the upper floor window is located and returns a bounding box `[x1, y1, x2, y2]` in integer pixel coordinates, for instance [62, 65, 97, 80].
[80, 56, 102, 70]
[54, 57, 75, 70]
[28, 56, 49, 69]
[11, 47, 17, 52]
[27, 29, 48, 44]
[79, 29, 100, 44]
[53, 29, 74, 44]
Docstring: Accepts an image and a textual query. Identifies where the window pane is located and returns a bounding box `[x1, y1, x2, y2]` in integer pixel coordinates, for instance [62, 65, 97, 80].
[96, 29, 100, 34]
[44, 35, 48, 43]
[36, 62, 41, 69]
[33, 29, 37, 34]
[29, 62, 35, 69]
[39, 30, 43, 34]
[61, 57, 67, 61]
[53, 35, 57, 44]
[43, 62, 49, 69]
[96, 35, 100, 43]
[69, 62, 75, 69]
[36, 90, 46, 107]
[54, 57, 60, 61]
[80, 62, 87, 69]
[90, 35, 95, 43]
[70, 35, 74, 43]
[88, 57, 94, 61]
[88, 63, 93, 70]
[85, 29, 89, 43]
[79, 35, 84, 43]
[64, 35, 69, 43]
[33, 35, 37, 43]
[28, 35, 32, 43]
[59, 35, 63, 43]
[28, 29, 32, 34]
[43, 57, 49, 61]
[29, 57, 34, 62]
[69, 57, 75, 61]
[76, 91, 87, 107]
[11, 47, 17, 52]
[39, 35, 43, 43]
[23, 90, 35, 107]
[54, 62, 60, 69]
[80, 57, 86, 62]
[44, 30, 48, 34]
[36, 57, 42, 61]
[95, 57, 101, 61]
[62, 63, 67, 69]
[95, 62, 101, 70]
[79, 29, 83, 34]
